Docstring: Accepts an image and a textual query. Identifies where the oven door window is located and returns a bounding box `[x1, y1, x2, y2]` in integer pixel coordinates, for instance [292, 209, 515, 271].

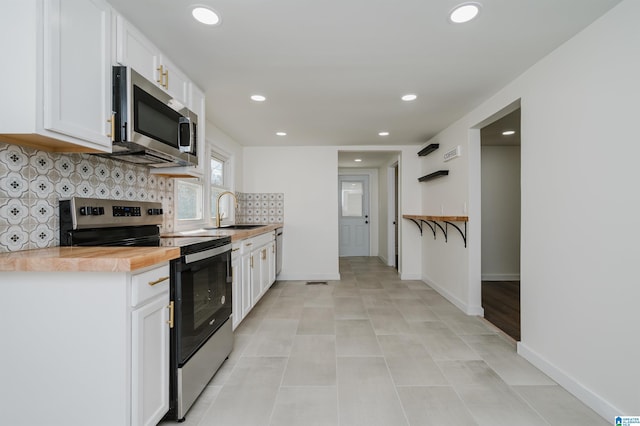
[175, 251, 231, 365]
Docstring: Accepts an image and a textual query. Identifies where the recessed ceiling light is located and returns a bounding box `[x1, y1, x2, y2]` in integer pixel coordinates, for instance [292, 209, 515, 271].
[378, 131, 390, 136]
[401, 94, 417, 101]
[449, 3, 481, 24]
[502, 130, 516, 136]
[276, 132, 287, 136]
[192, 6, 220, 25]
[354, 158, 363, 162]
[250, 94, 266, 102]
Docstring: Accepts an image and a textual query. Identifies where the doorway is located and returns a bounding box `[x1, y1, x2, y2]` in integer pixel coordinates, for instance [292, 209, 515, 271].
[338, 174, 370, 256]
[480, 107, 521, 341]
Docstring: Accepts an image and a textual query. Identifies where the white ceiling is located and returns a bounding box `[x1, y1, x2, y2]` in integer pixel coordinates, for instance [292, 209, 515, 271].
[108, 0, 621, 148]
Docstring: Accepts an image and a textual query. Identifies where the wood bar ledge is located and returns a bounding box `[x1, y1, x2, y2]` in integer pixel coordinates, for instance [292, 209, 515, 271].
[402, 214, 468, 247]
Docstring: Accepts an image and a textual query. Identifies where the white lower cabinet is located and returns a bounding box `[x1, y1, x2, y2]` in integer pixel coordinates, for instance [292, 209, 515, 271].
[0, 263, 171, 426]
[130, 265, 170, 426]
[231, 232, 277, 329]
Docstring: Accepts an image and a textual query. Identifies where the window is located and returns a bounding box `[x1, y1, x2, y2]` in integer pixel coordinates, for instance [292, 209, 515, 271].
[174, 143, 234, 230]
[210, 152, 233, 225]
[176, 179, 203, 223]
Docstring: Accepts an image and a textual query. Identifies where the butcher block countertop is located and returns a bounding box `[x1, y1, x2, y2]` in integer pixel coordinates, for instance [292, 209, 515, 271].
[0, 246, 181, 273]
[161, 224, 282, 241]
[0, 225, 282, 273]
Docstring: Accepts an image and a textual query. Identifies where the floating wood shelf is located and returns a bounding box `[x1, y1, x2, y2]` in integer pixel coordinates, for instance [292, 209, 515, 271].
[418, 170, 449, 182]
[418, 143, 439, 157]
[402, 214, 468, 247]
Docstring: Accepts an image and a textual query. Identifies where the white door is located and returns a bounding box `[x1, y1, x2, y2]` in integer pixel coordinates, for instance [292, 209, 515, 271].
[339, 175, 370, 256]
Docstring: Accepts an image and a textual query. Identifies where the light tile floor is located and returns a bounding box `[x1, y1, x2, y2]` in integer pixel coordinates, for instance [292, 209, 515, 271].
[160, 257, 608, 426]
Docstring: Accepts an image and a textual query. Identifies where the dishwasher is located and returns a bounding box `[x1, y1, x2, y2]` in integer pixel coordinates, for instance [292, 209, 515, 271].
[275, 228, 283, 276]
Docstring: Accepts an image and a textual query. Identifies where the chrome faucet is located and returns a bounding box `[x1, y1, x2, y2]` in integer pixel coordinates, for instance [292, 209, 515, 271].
[215, 191, 238, 228]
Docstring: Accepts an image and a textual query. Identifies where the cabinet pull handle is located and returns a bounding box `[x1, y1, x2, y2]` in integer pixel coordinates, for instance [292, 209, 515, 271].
[261, 249, 266, 260]
[148, 276, 169, 286]
[106, 114, 115, 141]
[231, 248, 240, 252]
[163, 69, 169, 89]
[156, 65, 164, 85]
[245, 242, 253, 247]
[250, 256, 254, 268]
[167, 301, 174, 328]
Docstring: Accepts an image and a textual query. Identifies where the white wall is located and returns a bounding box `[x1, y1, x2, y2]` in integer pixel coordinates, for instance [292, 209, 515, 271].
[481, 146, 521, 280]
[243, 145, 422, 281]
[419, 0, 640, 417]
[243, 146, 340, 280]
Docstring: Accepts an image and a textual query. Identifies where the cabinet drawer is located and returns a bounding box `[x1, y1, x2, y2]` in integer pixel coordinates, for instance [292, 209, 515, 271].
[131, 263, 170, 307]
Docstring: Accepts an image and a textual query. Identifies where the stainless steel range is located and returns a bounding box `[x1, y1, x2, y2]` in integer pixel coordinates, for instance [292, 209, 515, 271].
[59, 197, 233, 422]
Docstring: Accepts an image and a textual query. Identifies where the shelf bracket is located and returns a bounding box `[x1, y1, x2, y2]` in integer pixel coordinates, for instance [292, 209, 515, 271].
[429, 220, 447, 242]
[402, 215, 468, 248]
[444, 221, 467, 247]
[407, 218, 423, 236]
[422, 220, 437, 240]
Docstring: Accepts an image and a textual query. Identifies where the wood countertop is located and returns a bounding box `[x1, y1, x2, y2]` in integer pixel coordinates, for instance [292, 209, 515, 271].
[0, 246, 181, 273]
[0, 225, 282, 273]
[402, 214, 468, 222]
[161, 224, 282, 241]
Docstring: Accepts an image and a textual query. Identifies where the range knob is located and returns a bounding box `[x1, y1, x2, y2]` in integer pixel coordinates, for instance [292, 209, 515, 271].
[147, 208, 164, 216]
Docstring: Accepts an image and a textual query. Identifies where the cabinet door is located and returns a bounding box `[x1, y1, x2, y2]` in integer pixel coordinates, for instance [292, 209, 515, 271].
[44, 0, 112, 148]
[115, 15, 159, 85]
[131, 293, 170, 426]
[159, 55, 190, 107]
[241, 251, 253, 316]
[250, 250, 262, 305]
[231, 249, 242, 330]
[267, 241, 276, 287]
[258, 245, 270, 296]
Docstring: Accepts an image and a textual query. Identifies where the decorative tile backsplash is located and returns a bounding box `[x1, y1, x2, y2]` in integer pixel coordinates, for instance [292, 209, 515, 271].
[235, 192, 284, 225]
[0, 141, 174, 253]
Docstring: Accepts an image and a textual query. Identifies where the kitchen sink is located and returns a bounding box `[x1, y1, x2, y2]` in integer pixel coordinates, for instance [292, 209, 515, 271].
[206, 224, 267, 230]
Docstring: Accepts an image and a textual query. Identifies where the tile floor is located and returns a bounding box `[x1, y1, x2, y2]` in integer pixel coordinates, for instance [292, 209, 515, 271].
[160, 257, 608, 426]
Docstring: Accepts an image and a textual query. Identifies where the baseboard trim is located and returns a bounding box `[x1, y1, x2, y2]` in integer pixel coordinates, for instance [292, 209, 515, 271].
[517, 342, 620, 420]
[423, 274, 484, 316]
[276, 273, 341, 281]
[482, 274, 520, 281]
[400, 273, 422, 280]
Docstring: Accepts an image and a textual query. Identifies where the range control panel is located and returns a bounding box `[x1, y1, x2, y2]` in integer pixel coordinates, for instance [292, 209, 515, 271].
[62, 197, 164, 230]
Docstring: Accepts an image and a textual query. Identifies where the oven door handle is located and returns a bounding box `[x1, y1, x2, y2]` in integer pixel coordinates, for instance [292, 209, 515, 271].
[184, 244, 231, 264]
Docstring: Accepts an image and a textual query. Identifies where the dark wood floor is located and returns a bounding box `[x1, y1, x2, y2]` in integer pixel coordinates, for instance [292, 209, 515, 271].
[482, 281, 520, 341]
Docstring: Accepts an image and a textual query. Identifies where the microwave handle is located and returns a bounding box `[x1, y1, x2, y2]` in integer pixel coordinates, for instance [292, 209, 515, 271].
[178, 116, 192, 153]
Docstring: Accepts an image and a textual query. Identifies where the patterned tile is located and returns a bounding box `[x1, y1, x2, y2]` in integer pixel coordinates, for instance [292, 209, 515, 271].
[30, 175, 55, 199]
[0, 141, 237, 252]
[1, 144, 29, 172]
[30, 223, 56, 249]
[0, 225, 30, 252]
[0, 198, 30, 226]
[30, 199, 56, 224]
[0, 172, 29, 198]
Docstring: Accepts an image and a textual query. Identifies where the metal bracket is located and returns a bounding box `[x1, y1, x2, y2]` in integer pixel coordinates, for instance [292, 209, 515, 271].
[403, 216, 468, 248]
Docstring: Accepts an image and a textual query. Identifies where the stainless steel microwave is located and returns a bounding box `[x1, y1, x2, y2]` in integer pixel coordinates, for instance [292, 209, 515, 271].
[108, 66, 198, 168]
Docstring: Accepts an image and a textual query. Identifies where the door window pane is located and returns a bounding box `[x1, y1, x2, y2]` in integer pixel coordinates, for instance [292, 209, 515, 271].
[341, 181, 363, 217]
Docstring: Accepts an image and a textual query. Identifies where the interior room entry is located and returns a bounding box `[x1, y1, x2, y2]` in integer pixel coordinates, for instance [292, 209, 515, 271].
[339, 174, 370, 256]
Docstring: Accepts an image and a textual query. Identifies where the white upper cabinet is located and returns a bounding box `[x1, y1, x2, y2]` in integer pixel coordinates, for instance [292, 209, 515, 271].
[116, 16, 190, 108]
[0, 0, 113, 152]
